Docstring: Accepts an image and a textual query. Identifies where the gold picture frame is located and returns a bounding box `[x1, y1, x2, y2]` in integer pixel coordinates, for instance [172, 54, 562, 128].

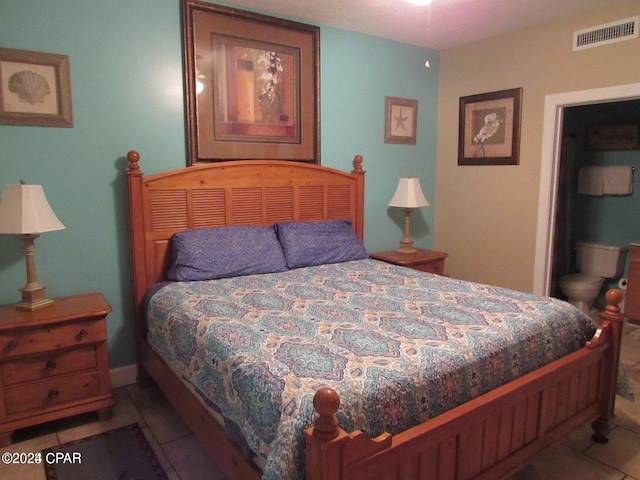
[384, 96, 418, 145]
[0, 47, 73, 127]
[182, 0, 320, 164]
[458, 88, 522, 165]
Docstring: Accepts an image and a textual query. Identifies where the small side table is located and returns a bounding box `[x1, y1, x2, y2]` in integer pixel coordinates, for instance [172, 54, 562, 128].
[370, 248, 448, 275]
[0, 292, 115, 446]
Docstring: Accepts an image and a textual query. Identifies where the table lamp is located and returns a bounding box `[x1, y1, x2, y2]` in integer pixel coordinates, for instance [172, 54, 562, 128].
[0, 180, 65, 310]
[388, 177, 429, 254]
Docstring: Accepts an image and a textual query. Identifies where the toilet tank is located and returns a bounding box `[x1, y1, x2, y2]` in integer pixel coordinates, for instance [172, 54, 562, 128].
[576, 241, 629, 278]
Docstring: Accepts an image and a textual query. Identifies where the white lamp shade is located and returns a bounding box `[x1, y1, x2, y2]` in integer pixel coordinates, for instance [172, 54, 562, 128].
[388, 177, 430, 208]
[0, 184, 65, 234]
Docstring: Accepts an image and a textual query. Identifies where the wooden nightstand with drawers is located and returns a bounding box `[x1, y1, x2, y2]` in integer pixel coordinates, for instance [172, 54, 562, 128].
[0, 292, 115, 446]
[625, 242, 640, 326]
[370, 248, 448, 275]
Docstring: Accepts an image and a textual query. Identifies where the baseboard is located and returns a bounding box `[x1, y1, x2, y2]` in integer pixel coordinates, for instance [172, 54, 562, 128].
[110, 364, 137, 388]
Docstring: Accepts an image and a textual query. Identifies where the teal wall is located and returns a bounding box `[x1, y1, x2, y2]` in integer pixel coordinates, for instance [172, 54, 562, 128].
[0, 1, 439, 368]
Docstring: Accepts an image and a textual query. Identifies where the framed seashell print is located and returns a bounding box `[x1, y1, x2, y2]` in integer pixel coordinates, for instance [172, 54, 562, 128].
[0, 47, 73, 127]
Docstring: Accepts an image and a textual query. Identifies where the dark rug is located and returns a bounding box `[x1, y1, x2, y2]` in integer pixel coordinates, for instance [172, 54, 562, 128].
[43, 423, 168, 480]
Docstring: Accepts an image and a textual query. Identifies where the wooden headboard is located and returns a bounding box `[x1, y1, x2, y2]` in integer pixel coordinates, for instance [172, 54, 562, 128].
[126, 151, 365, 317]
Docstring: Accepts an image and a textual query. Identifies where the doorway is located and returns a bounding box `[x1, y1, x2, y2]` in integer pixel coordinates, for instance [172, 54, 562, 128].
[533, 83, 640, 296]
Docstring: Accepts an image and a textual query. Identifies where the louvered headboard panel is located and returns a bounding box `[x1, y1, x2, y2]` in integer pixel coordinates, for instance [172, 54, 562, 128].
[126, 152, 365, 318]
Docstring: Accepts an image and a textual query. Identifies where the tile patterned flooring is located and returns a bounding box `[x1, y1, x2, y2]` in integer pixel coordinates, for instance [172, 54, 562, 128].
[2, 325, 639, 480]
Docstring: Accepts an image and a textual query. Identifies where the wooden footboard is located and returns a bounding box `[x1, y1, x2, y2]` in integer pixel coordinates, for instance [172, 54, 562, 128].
[305, 290, 625, 480]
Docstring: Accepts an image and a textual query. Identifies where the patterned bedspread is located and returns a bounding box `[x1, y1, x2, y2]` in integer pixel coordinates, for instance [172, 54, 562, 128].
[146, 259, 596, 480]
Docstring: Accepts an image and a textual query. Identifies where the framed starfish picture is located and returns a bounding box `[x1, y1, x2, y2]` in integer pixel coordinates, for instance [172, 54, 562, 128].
[384, 96, 418, 145]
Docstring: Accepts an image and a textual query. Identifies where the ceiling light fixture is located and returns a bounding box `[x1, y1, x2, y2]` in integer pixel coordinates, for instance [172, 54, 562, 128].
[409, 0, 433, 58]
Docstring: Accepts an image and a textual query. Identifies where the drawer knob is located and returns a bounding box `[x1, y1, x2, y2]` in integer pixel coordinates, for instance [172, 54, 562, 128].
[78, 329, 88, 339]
[48, 389, 59, 399]
[7, 340, 18, 351]
[46, 360, 57, 371]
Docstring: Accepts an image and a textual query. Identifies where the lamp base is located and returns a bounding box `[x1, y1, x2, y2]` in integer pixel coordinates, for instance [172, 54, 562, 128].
[395, 208, 417, 254]
[14, 233, 55, 311]
[15, 285, 54, 311]
[15, 298, 54, 311]
[396, 240, 417, 255]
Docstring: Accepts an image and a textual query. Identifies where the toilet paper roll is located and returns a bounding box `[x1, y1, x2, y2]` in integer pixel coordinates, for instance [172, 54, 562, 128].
[617, 278, 627, 312]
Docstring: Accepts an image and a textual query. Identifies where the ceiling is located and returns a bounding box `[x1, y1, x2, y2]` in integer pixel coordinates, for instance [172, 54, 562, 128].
[217, 0, 630, 49]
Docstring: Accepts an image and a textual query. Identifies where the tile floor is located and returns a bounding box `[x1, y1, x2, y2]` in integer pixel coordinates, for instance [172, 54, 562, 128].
[2, 325, 640, 480]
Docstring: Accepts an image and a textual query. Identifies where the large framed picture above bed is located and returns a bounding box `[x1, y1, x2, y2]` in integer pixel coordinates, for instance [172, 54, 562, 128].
[182, 0, 320, 164]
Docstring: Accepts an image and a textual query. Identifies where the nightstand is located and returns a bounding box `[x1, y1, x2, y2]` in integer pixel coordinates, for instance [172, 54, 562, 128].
[0, 292, 115, 446]
[370, 248, 448, 275]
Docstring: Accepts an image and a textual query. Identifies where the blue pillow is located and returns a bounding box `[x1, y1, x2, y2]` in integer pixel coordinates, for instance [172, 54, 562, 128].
[276, 220, 368, 269]
[167, 225, 288, 281]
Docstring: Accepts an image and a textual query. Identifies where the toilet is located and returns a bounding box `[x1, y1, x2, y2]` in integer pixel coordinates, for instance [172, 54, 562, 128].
[559, 241, 628, 314]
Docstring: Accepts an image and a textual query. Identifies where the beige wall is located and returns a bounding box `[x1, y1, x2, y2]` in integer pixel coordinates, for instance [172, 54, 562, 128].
[435, 1, 640, 292]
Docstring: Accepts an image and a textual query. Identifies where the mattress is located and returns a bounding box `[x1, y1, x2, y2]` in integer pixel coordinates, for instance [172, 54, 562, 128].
[146, 259, 596, 480]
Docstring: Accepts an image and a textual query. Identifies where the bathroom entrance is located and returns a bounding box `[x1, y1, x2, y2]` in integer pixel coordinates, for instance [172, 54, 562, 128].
[533, 83, 640, 300]
[550, 100, 639, 307]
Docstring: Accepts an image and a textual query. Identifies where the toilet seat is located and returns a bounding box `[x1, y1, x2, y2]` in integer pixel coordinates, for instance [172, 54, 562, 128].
[560, 273, 602, 286]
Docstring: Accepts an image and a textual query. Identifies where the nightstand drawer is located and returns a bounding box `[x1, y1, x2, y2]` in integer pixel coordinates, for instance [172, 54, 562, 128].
[2, 346, 97, 386]
[4, 371, 100, 415]
[0, 319, 106, 360]
[412, 259, 445, 275]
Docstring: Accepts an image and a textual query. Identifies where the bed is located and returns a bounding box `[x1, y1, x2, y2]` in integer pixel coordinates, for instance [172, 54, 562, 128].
[125, 151, 625, 480]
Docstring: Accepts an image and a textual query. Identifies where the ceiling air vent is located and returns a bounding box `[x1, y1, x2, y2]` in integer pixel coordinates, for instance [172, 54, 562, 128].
[573, 16, 638, 51]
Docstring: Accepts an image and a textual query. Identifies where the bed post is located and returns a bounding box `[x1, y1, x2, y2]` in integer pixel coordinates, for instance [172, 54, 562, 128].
[351, 155, 365, 241]
[305, 387, 344, 480]
[591, 288, 625, 442]
[305, 387, 392, 480]
[126, 150, 152, 386]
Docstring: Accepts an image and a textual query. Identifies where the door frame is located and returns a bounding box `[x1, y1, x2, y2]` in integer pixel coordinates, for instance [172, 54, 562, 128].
[533, 83, 640, 296]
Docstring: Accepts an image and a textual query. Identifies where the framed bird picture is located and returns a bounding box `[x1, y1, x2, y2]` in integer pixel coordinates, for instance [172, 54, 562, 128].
[458, 88, 522, 165]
